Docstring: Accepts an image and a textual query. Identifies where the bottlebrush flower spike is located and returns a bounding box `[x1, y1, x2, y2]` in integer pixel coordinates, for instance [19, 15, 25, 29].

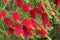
[14, 23, 24, 37]
[22, 4, 32, 12]
[0, 10, 6, 19]
[37, 27, 48, 37]
[4, 17, 13, 28]
[41, 13, 51, 28]
[31, 18, 39, 29]
[1, 10, 6, 18]
[35, 7, 44, 15]
[30, 8, 37, 19]
[23, 26, 34, 38]
[54, 0, 60, 6]
[7, 28, 14, 35]
[16, 0, 23, 7]
[22, 18, 34, 29]
[12, 12, 20, 22]
[30, 7, 44, 17]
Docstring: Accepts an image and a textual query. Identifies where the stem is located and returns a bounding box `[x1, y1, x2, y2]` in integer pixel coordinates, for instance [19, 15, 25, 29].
[40, 0, 52, 18]
[0, 18, 8, 36]
[12, 0, 15, 9]
[46, 0, 52, 10]
[46, 36, 52, 40]
[0, 28, 5, 33]
[2, 3, 7, 10]
[0, 35, 4, 38]
[1, 18, 6, 32]
[46, 0, 59, 18]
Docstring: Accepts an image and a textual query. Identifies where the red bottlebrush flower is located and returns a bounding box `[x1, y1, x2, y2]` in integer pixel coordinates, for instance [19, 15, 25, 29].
[37, 27, 48, 37]
[13, 37, 18, 40]
[0, 10, 6, 19]
[23, 26, 34, 38]
[30, 7, 44, 16]
[54, 0, 60, 6]
[12, 12, 20, 22]
[36, 7, 44, 15]
[41, 13, 51, 28]
[22, 18, 33, 29]
[1, 10, 6, 18]
[3, 0, 8, 3]
[14, 23, 24, 37]
[0, 11, 2, 19]
[30, 8, 37, 19]
[7, 28, 14, 35]
[22, 4, 32, 12]
[16, 0, 23, 7]
[31, 18, 39, 29]
[30, 7, 44, 19]
[4, 17, 13, 28]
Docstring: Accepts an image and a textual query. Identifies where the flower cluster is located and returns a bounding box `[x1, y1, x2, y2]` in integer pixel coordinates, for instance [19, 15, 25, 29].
[0, 0, 58, 40]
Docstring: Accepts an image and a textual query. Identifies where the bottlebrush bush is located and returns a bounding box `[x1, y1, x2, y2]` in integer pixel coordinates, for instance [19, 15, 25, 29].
[0, 0, 60, 40]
